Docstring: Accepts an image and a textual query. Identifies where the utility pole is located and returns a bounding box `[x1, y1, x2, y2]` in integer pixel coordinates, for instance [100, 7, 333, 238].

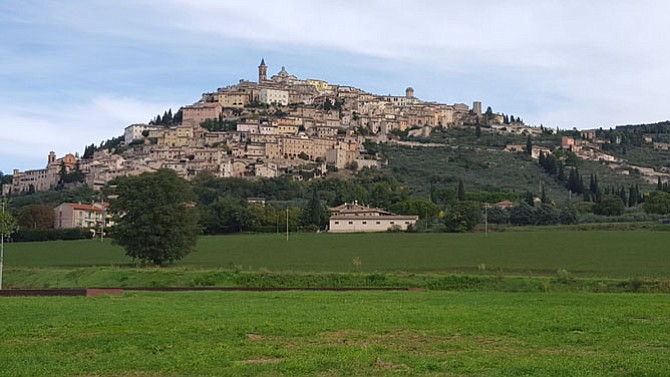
[484, 204, 488, 237]
[100, 208, 105, 242]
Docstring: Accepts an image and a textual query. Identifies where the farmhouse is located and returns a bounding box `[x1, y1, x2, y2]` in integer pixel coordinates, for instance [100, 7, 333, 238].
[328, 202, 418, 233]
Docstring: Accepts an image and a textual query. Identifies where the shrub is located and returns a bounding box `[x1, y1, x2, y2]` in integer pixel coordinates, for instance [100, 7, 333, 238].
[12, 228, 93, 242]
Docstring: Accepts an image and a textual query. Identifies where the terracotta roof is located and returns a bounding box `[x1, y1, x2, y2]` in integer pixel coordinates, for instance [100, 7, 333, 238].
[330, 214, 418, 221]
[61, 203, 104, 212]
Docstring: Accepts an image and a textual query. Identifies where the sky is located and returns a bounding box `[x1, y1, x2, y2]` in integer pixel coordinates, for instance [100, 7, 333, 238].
[1, 0, 669, 173]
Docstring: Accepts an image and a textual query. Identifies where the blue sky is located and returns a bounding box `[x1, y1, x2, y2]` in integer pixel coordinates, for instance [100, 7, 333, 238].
[2, 0, 669, 174]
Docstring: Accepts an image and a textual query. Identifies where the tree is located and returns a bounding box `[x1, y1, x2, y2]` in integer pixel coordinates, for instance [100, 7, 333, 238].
[557, 163, 566, 182]
[201, 196, 256, 234]
[525, 135, 532, 156]
[302, 187, 328, 230]
[17, 204, 55, 229]
[509, 201, 534, 225]
[593, 195, 625, 216]
[540, 184, 548, 204]
[487, 206, 509, 224]
[475, 124, 481, 139]
[643, 191, 670, 215]
[1, 198, 19, 289]
[535, 204, 560, 226]
[0, 200, 18, 240]
[445, 201, 482, 232]
[559, 203, 578, 224]
[111, 169, 200, 265]
[457, 179, 466, 201]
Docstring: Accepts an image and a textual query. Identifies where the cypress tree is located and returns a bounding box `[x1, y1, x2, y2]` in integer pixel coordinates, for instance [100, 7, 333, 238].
[540, 184, 548, 204]
[557, 163, 565, 182]
[457, 179, 466, 201]
[618, 185, 627, 205]
[628, 185, 636, 207]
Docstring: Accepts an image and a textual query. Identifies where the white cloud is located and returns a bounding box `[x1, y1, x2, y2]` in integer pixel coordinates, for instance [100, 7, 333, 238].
[2, 0, 670, 174]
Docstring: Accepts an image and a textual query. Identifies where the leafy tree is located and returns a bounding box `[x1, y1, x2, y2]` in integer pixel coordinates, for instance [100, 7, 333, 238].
[525, 135, 532, 155]
[486, 206, 509, 224]
[201, 196, 257, 234]
[445, 200, 482, 232]
[559, 203, 578, 224]
[593, 195, 625, 216]
[111, 169, 200, 265]
[432, 188, 457, 206]
[389, 199, 439, 219]
[0, 199, 18, 239]
[643, 191, 670, 215]
[17, 204, 55, 229]
[475, 124, 481, 139]
[1, 198, 18, 288]
[534, 204, 560, 226]
[509, 201, 534, 225]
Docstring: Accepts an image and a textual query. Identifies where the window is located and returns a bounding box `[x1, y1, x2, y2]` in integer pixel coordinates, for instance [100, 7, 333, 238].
[348, 221, 353, 225]
[362, 221, 367, 225]
[334, 221, 339, 225]
[376, 221, 380, 225]
[390, 221, 395, 225]
[405, 221, 410, 224]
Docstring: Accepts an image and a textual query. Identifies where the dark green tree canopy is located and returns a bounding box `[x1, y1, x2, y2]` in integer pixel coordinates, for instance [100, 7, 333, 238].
[593, 195, 625, 216]
[111, 169, 200, 265]
[17, 204, 55, 229]
[643, 191, 670, 215]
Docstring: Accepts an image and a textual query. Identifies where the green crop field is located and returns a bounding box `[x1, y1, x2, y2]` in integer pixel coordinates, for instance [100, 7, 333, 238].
[3, 230, 670, 291]
[1, 290, 669, 376]
[5, 231, 670, 276]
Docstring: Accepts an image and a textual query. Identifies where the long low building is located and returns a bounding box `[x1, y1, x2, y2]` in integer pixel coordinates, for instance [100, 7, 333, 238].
[328, 202, 418, 233]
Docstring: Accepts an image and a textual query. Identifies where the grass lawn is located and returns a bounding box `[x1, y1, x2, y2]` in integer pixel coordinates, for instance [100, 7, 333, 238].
[1, 290, 669, 376]
[5, 231, 670, 277]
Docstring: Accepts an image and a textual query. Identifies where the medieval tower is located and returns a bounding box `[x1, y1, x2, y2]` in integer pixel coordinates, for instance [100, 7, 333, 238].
[258, 58, 267, 83]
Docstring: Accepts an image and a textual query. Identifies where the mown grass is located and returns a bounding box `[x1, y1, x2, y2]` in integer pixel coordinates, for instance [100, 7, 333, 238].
[5, 231, 670, 277]
[1, 290, 669, 376]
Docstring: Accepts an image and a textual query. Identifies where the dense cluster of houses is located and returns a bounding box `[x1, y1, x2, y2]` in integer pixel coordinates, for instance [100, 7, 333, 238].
[3, 59, 489, 195]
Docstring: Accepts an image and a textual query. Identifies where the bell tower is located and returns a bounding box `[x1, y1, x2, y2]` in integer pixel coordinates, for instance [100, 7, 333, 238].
[258, 58, 267, 83]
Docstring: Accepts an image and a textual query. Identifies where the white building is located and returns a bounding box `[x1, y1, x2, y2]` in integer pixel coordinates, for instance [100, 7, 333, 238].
[328, 203, 418, 233]
[124, 124, 162, 145]
[237, 123, 260, 133]
[259, 88, 289, 106]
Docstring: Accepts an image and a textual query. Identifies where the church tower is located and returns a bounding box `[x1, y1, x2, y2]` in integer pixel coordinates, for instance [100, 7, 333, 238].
[258, 58, 267, 83]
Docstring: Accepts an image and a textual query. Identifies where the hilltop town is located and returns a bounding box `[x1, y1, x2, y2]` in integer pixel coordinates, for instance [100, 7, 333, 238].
[3, 59, 670, 196]
[2, 59, 497, 194]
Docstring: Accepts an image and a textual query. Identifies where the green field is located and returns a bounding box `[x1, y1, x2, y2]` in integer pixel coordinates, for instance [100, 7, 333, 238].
[3, 231, 670, 291]
[3, 231, 670, 376]
[5, 231, 670, 276]
[1, 290, 669, 376]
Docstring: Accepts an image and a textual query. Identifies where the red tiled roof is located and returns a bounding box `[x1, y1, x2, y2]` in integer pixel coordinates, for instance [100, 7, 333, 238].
[62, 203, 104, 212]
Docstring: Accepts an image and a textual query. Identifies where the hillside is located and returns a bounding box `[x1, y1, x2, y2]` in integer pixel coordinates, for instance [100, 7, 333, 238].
[380, 127, 655, 202]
